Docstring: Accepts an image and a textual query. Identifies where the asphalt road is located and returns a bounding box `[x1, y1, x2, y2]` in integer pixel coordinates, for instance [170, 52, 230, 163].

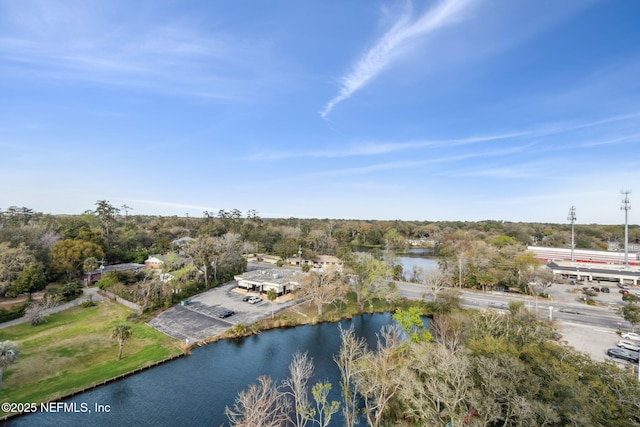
[396, 280, 640, 364]
[396, 281, 632, 329]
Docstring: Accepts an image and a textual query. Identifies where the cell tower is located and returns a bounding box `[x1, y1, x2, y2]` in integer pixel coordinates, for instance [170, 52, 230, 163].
[621, 190, 631, 266]
[567, 206, 576, 262]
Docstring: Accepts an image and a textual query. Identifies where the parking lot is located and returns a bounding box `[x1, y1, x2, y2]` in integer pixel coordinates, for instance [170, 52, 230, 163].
[147, 273, 640, 369]
[148, 281, 297, 343]
[542, 281, 640, 367]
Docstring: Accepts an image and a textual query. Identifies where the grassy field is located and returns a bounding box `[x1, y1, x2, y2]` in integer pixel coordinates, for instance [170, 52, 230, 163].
[0, 299, 183, 416]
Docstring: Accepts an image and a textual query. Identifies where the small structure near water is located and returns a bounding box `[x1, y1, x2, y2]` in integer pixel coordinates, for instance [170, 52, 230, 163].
[234, 269, 307, 296]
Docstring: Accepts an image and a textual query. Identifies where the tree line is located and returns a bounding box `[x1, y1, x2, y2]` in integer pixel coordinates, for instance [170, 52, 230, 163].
[1, 201, 638, 309]
[227, 305, 640, 426]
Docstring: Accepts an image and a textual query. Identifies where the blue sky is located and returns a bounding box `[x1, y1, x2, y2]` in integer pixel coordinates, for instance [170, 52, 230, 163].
[1, 0, 639, 224]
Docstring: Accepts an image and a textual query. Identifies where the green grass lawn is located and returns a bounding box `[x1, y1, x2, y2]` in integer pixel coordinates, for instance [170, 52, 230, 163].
[0, 299, 183, 416]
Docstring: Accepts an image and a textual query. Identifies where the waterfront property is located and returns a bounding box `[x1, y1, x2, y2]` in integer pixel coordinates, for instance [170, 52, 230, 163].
[234, 269, 307, 296]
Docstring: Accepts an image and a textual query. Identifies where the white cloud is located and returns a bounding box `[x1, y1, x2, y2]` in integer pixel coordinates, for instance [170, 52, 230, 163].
[0, 4, 280, 101]
[321, 0, 474, 118]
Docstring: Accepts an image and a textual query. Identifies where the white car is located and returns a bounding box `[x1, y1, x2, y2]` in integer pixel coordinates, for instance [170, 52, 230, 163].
[617, 339, 640, 352]
[621, 332, 640, 342]
[248, 296, 263, 304]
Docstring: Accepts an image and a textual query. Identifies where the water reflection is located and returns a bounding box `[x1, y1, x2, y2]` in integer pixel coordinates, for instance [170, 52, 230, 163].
[9, 314, 394, 427]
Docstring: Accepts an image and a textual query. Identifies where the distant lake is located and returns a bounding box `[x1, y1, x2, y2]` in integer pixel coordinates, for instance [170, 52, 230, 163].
[9, 314, 395, 427]
[387, 255, 439, 282]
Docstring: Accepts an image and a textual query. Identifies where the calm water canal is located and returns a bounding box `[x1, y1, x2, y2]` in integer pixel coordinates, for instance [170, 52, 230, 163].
[10, 313, 395, 427]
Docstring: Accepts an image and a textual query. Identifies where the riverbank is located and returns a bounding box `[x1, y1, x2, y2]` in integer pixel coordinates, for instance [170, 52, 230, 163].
[0, 299, 183, 419]
[0, 283, 418, 421]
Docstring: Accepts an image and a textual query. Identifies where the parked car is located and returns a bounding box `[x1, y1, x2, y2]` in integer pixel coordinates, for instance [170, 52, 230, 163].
[617, 283, 629, 289]
[488, 302, 508, 310]
[621, 332, 640, 342]
[607, 347, 639, 363]
[618, 340, 640, 352]
[600, 286, 610, 293]
[218, 310, 235, 319]
[619, 289, 630, 295]
[248, 296, 263, 304]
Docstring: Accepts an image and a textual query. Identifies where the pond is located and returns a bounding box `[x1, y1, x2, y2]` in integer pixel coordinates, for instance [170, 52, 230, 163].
[9, 314, 395, 427]
[395, 256, 438, 273]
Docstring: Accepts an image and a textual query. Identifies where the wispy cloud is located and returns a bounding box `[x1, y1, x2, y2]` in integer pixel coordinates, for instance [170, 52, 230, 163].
[0, 5, 279, 101]
[441, 163, 544, 179]
[580, 134, 640, 148]
[257, 110, 640, 162]
[248, 131, 528, 161]
[320, 0, 474, 118]
[308, 160, 427, 177]
[303, 143, 534, 179]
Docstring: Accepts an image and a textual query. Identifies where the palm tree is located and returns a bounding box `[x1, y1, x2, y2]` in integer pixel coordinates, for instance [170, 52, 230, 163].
[266, 289, 277, 319]
[111, 324, 132, 361]
[0, 341, 20, 388]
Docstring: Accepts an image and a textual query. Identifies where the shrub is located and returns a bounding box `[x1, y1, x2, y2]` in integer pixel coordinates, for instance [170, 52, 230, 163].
[46, 282, 83, 302]
[127, 312, 142, 322]
[96, 273, 119, 290]
[0, 304, 27, 323]
[82, 296, 96, 308]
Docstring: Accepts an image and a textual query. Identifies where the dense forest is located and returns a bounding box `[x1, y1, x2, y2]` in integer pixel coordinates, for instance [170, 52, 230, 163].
[1, 201, 639, 302]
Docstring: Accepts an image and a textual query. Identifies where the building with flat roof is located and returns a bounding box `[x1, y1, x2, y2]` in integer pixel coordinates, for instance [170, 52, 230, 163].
[528, 246, 639, 266]
[234, 269, 307, 296]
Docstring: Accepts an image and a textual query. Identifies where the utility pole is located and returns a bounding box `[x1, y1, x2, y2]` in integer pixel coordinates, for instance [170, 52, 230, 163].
[567, 206, 576, 262]
[621, 190, 631, 266]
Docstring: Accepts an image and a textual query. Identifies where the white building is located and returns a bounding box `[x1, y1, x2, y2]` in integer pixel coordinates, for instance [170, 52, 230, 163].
[234, 269, 307, 296]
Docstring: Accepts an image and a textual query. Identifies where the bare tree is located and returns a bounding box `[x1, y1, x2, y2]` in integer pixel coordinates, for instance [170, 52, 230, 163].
[25, 294, 60, 326]
[430, 312, 466, 353]
[534, 266, 555, 296]
[334, 324, 366, 427]
[355, 325, 403, 427]
[300, 266, 347, 318]
[225, 375, 291, 427]
[182, 233, 245, 287]
[282, 351, 314, 427]
[398, 343, 478, 426]
[421, 268, 450, 300]
[134, 271, 164, 311]
[473, 354, 556, 426]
